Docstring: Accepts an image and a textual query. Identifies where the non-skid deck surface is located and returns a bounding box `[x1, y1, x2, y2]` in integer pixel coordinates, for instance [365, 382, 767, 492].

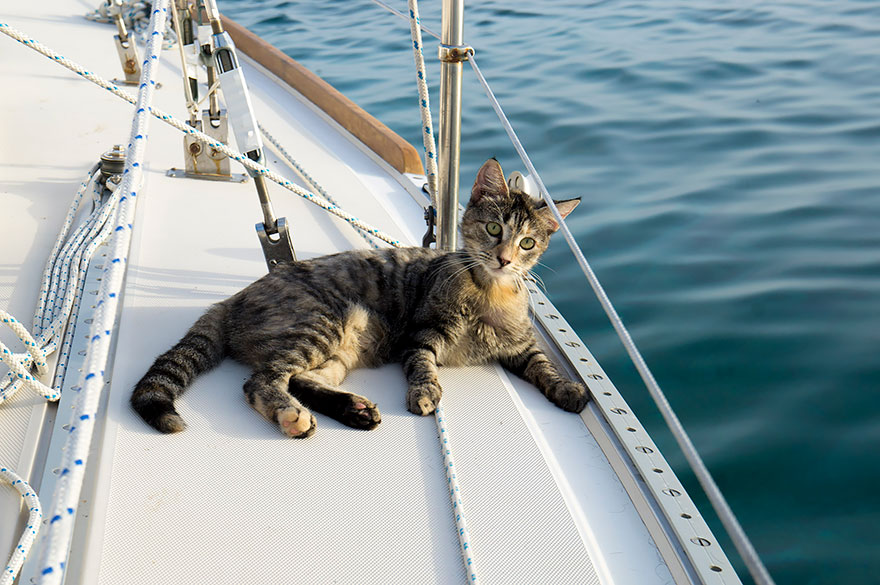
[2, 2, 674, 584]
[78, 27, 603, 585]
[88, 142, 596, 584]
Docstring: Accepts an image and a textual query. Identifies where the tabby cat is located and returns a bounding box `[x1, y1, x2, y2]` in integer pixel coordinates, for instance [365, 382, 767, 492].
[132, 159, 588, 438]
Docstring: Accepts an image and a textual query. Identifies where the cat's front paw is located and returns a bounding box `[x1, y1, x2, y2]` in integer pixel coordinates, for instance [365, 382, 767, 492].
[406, 382, 442, 416]
[545, 379, 589, 413]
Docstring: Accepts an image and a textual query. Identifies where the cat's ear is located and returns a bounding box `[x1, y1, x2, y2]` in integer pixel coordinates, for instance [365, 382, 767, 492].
[471, 158, 509, 203]
[537, 198, 580, 232]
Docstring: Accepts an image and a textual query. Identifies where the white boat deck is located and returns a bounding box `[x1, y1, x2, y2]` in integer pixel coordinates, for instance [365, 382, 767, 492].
[0, 2, 738, 584]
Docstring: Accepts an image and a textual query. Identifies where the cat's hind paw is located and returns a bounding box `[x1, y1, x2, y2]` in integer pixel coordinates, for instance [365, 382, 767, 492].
[278, 407, 317, 438]
[406, 383, 442, 416]
[340, 396, 381, 430]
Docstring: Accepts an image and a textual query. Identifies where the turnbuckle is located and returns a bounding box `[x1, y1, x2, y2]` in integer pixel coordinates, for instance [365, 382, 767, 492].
[210, 15, 296, 270]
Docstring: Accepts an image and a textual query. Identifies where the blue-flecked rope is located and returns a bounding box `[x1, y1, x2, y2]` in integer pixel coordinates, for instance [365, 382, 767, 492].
[407, 0, 438, 206]
[0, 467, 42, 585]
[0, 165, 121, 405]
[1, 11, 478, 584]
[0, 160, 116, 585]
[0, 310, 52, 402]
[435, 404, 478, 583]
[0, 21, 404, 249]
[31, 3, 169, 583]
[258, 121, 382, 250]
[406, 1, 478, 581]
[1, 170, 92, 403]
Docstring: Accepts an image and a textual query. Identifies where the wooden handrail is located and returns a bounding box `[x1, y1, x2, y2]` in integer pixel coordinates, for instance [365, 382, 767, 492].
[221, 15, 424, 175]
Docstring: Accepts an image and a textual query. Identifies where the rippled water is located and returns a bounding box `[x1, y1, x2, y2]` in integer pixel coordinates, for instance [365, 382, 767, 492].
[221, 1, 880, 583]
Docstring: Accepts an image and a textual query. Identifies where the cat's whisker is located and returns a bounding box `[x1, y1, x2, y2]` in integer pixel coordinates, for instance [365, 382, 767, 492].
[429, 254, 477, 280]
[437, 259, 482, 292]
[525, 269, 548, 293]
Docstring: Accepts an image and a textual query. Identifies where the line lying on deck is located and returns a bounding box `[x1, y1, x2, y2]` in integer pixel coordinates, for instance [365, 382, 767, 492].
[0, 21, 402, 248]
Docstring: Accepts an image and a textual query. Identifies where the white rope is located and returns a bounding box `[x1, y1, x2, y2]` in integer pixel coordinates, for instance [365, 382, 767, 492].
[435, 404, 478, 583]
[0, 311, 52, 401]
[0, 125, 120, 585]
[1, 164, 123, 406]
[32, 3, 168, 582]
[85, 0, 176, 49]
[0, 21, 404, 249]
[258, 122, 382, 250]
[404, 1, 479, 580]
[261, 113, 480, 581]
[406, 0, 439, 206]
[1, 171, 92, 403]
[0, 467, 42, 585]
[0, 11, 475, 583]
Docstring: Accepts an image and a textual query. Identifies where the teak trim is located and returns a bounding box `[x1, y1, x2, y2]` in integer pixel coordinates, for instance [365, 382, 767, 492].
[221, 15, 424, 176]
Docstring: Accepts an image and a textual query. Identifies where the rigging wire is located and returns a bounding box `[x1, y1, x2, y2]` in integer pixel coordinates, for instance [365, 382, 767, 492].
[369, 1, 775, 583]
[0, 22, 403, 249]
[258, 121, 382, 250]
[0, 2, 778, 583]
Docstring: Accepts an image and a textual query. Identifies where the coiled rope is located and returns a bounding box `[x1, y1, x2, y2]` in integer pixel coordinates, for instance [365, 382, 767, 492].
[0, 468, 41, 585]
[0, 166, 111, 405]
[0, 148, 126, 585]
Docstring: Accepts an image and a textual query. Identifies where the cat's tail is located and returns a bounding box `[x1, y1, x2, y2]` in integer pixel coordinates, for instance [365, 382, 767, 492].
[131, 303, 228, 433]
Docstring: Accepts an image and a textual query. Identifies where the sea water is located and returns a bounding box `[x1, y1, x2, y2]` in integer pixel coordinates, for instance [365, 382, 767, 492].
[220, 1, 880, 583]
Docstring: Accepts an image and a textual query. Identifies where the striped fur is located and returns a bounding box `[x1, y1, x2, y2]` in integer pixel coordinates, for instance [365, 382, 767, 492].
[131, 159, 588, 437]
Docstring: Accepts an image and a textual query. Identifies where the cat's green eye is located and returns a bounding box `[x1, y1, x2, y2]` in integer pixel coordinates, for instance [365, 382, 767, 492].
[486, 222, 502, 236]
[519, 237, 536, 250]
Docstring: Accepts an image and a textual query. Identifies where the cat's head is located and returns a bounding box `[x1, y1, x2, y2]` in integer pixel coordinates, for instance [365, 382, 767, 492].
[460, 158, 579, 285]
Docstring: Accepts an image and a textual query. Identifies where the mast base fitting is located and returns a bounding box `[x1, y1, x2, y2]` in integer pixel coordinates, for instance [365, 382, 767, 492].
[438, 44, 473, 63]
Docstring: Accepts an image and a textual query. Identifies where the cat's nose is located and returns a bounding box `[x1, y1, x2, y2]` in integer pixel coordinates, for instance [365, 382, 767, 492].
[497, 256, 511, 267]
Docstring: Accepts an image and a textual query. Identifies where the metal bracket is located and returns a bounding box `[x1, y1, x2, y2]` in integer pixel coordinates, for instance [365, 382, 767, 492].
[113, 34, 141, 84]
[438, 43, 474, 63]
[107, 0, 141, 85]
[256, 217, 297, 271]
[166, 110, 248, 182]
[422, 204, 436, 247]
